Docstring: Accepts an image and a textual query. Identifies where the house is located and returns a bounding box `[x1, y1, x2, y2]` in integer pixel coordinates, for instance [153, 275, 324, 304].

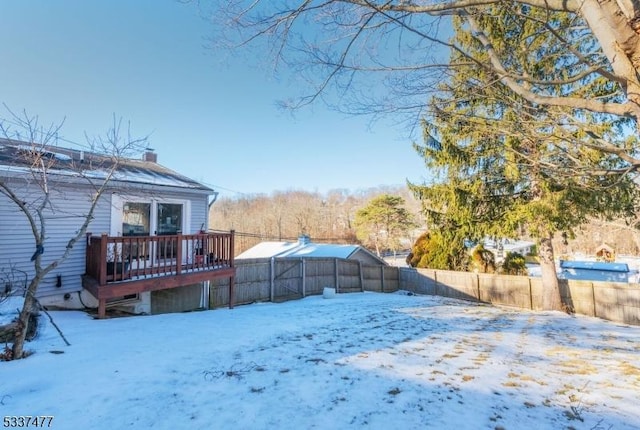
[237, 235, 387, 266]
[595, 244, 615, 262]
[559, 260, 630, 283]
[0, 138, 235, 318]
[482, 238, 536, 259]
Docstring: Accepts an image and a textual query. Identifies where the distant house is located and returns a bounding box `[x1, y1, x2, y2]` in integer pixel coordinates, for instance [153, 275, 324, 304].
[237, 235, 387, 266]
[468, 238, 536, 260]
[0, 138, 235, 318]
[595, 244, 615, 262]
[559, 260, 630, 283]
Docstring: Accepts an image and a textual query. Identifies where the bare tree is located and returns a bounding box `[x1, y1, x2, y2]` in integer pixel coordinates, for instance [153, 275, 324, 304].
[209, 186, 423, 254]
[193, 0, 640, 174]
[0, 109, 147, 359]
[564, 216, 640, 256]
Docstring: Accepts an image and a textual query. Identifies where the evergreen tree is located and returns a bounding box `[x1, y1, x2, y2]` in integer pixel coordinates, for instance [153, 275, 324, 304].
[407, 230, 468, 271]
[410, 7, 640, 311]
[502, 252, 528, 276]
[354, 194, 416, 256]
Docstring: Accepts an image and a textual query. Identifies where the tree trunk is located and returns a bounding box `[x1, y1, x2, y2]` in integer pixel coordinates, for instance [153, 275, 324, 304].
[374, 239, 381, 257]
[580, 0, 640, 119]
[11, 277, 40, 359]
[538, 234, 563, 311]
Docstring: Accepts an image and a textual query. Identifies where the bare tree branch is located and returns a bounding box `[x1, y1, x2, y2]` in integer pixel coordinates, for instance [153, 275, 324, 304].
[0, 109, 148, 359]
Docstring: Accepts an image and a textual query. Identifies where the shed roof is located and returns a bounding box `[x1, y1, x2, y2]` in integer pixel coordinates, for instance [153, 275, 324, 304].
[237, 241, 358, 259]
[595, 243, 615, 253]
[0, 138, 212, 192]
[237, 240, 385, 264]
[560, 260, 629, 273]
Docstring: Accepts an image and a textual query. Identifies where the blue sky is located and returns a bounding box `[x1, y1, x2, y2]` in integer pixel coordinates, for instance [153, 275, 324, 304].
[0, 0, 429, 197]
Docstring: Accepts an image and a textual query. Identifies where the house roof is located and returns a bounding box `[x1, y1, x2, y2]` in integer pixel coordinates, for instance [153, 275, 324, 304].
[481, 238, 536, 253]
[238, 241, 359, 259]
[237, 240, 386, 264]
[560, 260, 629, 273]
[595, 244, 615, 253]
[0, 138, 212, 192]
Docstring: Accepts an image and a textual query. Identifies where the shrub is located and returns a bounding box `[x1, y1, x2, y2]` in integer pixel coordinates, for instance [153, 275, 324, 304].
[407, 230, 467, 270]
[501, 252, 528, 275]
[469, 244, 496, 273]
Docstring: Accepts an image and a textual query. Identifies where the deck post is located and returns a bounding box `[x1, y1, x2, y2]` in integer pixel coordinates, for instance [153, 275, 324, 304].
[176, 234, 183, 275]
[229, 230, 235, 267]
[98, 299, 106, 319]
[99, 234, 108, 286]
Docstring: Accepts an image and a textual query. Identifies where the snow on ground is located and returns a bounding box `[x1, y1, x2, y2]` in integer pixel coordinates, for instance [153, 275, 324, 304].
[1, 292, 639, 430]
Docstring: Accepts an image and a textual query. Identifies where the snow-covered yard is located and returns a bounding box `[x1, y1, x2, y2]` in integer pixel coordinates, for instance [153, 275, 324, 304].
[1, 292, 639, 430]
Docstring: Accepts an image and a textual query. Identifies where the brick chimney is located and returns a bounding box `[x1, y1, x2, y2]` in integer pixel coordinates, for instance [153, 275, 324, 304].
[143, 149, 157, 163]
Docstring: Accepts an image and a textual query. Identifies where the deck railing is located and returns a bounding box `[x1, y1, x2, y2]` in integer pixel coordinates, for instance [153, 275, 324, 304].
[85, 231, 235, 286]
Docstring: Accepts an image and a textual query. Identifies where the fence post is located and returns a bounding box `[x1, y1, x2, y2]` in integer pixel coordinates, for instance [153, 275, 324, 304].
[381, 266, 385, 292]
[335, 259, 340, 293]
[359, 261, 364, 292]
[301, 258, 306, 298]
[528, 277, 533, 310]
[229, 230, 235, 268]
[203, 280, 211, 310]
[434, 270, 438, 296]
[228, 275, 235, 310]
[591, 282, 597, 318]
[270, 257, 275, 302]
[476, 273, 481, 302]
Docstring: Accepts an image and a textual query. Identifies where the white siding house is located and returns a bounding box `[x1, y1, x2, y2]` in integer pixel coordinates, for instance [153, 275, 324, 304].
[0, 138, 219, 313]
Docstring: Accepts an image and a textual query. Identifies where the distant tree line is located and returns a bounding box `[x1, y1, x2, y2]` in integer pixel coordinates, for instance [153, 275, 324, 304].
[208, 187, 424, 256]
[210, 185, 640, 260]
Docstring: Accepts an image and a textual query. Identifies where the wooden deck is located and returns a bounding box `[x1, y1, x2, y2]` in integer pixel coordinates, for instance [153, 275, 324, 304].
[82, 231, 236, 318]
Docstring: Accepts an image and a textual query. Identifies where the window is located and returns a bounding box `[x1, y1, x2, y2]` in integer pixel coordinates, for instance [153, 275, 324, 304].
[157, 203, 183, 235]
[113, 196, 190, 263]
[122, 203, 151, 236]
[116, 199, 186, 237]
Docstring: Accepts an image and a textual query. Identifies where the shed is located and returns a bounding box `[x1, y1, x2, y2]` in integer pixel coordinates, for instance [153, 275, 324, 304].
[559, 260, 630, 283]
[237, 235, 387, 266]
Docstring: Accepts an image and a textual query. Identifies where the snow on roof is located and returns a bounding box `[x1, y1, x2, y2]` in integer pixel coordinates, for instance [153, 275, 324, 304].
[14, 143, 73, 161]
[482, 238, 535, 252]
[237, 241, 360, 260]
[0, 138, 211, 191]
